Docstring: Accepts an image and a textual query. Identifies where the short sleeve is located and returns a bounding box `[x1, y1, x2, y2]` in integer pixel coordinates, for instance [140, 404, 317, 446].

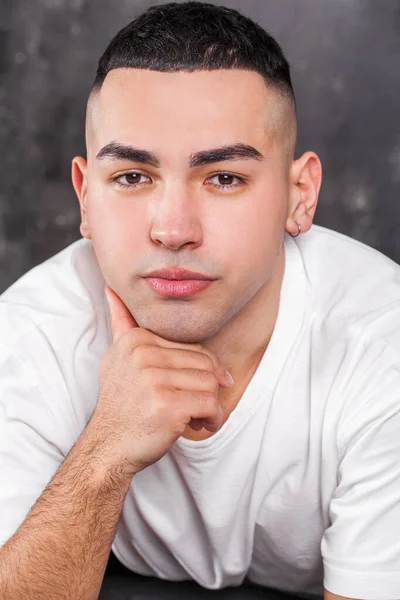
[0, 344, 81, 548]
[322, 376, 400, 600]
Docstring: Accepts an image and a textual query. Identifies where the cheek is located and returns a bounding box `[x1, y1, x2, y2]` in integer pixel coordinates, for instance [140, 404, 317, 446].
[86, 194, 144, 281]
[219, 191, 286, 281]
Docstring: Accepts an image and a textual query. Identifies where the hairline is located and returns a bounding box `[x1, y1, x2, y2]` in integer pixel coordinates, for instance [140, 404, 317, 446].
[85, 67, 297, 166]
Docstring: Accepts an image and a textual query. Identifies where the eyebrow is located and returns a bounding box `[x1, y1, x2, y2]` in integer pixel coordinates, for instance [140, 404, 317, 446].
[95, 141, 265, 168]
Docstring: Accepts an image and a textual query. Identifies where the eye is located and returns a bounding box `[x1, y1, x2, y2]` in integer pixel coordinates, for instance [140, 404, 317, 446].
[112, 172, 151, 188]
[206, 172, 246, 190]
[111, 171, 246, 191]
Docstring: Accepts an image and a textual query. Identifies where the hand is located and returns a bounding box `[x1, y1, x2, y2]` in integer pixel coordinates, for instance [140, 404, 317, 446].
[88, 285, 234, 477]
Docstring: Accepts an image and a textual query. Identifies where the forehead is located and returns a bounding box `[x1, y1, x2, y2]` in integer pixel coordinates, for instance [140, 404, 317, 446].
[88, 68, 281, 155]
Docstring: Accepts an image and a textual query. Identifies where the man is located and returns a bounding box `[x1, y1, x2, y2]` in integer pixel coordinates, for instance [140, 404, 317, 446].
[0, 2, 399, 599]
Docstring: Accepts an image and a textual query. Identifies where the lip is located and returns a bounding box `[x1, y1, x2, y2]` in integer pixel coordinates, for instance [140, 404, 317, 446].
[145, 277, 213, 298]
[144, 267, 212, 280]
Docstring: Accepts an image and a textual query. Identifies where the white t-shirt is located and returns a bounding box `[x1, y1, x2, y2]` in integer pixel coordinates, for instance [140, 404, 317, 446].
[1, 224, 400, 599]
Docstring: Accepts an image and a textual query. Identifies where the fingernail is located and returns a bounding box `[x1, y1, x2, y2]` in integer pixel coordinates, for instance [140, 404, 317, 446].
[225, 370, 234, 386]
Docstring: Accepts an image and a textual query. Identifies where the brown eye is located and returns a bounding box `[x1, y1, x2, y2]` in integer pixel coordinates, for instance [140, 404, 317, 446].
[207, 173, 245, 190]
[217, 174, 235, 185]
[113, 172, 150, 188]
[123, 173, 143, 184]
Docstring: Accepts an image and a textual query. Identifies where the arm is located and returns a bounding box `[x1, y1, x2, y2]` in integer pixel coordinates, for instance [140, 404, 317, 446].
[0, 420, 134, 600]
[0, 287, 229, 599]
[324, 591, 358, 600]
[321, 366, 400, 600]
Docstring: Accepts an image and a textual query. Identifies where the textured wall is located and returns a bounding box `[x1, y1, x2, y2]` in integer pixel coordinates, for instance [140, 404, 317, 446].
[1, 0, 399, 292]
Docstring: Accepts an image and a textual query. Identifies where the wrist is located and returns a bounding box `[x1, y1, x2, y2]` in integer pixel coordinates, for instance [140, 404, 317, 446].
[72, 422, 136, 492]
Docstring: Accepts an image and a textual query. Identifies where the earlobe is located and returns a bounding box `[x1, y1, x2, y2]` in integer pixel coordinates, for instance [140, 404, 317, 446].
[71, 156, 91, 240]
[79, 195, 91, 240]
[286, 151, 322, 236]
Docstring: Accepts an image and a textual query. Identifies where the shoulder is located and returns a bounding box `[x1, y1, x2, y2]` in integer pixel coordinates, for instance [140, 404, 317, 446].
[0, 238, 111, 429]
[0, 237, 105, 321]
[0, 237, 110, 396]
[292, 226, 400, 448]
[294, 224, 400, 353]
[296, 224, 400, 310]
[0, 237, 109, 356]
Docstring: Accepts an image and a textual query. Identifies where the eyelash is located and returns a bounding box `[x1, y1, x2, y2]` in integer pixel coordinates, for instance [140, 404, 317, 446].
[111, 171, 246, 191]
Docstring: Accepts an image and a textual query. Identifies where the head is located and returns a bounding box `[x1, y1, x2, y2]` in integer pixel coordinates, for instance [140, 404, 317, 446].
[72, 1, 322, 344]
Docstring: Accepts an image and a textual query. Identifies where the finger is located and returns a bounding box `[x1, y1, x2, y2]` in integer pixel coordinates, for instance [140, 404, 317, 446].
[179, 393, 223, 433]
[181, 346, 234, 389]
[202, 404, 224, 432]
[105, 285, 139, 342]
[146, 338, 234, 388]
[188, 417, 204, 431]
[143, 347, 234, 388]
[103, 295, 233, 387]
[161, 367, 220, 393]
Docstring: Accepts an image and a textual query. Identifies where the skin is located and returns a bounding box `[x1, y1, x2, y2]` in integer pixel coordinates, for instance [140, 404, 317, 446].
[71, 69, 357, 600]
[71, 67, 322, 435]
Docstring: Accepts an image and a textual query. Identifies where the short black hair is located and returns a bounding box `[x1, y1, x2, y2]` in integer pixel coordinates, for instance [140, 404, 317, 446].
[90, 1, 295, 109]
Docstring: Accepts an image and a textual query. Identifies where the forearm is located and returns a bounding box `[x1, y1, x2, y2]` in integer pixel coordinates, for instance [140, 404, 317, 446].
[0, 425, 133, 600]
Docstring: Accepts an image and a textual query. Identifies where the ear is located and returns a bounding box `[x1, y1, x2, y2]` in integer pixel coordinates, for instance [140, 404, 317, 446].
[286, 151, 322, 236]
[71, 156, 91, 239]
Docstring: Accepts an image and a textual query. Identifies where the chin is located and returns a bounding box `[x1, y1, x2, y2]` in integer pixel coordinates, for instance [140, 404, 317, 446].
[136, 311, 217, 344]
[144, 324, 211, 344]
[158, 331, 206, 344]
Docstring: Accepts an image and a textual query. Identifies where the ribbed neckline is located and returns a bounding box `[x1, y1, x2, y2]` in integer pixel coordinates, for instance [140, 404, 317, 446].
[172, 232, 309, 460]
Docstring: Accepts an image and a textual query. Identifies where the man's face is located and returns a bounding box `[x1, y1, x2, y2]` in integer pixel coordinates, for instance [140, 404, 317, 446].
[80, 68, 291, 343]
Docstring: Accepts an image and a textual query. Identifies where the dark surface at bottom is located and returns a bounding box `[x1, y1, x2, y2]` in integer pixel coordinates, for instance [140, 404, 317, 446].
[99, 551, 306, 599]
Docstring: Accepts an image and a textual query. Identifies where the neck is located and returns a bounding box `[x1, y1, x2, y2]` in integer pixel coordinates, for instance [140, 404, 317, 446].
[203, 243, 286, 388]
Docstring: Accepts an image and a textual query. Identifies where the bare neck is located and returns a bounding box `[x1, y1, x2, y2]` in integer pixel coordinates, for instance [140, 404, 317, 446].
[203, 244, 286, 389]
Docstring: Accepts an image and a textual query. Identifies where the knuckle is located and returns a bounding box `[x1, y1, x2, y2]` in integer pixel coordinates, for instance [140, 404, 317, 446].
[198, 390, 218, 404]
[132, 344, 155, 367]
[115, 330, 135, 352]
[203, 369, 219, 389]
[140, 365, 160, 387]
[174, 407, 189, 423]
[200, 353, 215, 371]
[155, 387, 174, 413]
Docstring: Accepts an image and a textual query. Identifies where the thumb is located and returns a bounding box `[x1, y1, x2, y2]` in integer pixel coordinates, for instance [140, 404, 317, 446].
[105, 285, 138, 342]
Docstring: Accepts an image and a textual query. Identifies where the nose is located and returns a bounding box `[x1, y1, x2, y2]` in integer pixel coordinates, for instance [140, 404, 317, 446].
[150, 184, 202, 251]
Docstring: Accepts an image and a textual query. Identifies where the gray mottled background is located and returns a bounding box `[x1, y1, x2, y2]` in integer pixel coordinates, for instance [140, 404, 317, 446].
[1, 0, 400, 292]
